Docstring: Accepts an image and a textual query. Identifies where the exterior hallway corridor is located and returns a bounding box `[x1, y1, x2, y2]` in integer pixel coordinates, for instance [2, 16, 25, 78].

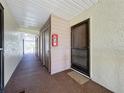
[1, 0, 124, 92]
[4, 54, 112, 93]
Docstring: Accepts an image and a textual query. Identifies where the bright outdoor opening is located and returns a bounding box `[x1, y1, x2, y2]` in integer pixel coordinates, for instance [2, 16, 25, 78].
[24, 34, 35, 54]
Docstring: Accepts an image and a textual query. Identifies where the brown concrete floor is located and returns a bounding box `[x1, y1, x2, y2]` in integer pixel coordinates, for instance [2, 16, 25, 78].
[5, 54, 113, 93]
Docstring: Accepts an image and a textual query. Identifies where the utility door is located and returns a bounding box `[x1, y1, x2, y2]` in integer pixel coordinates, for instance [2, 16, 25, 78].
[0, 3, 4, 92]
[42, 28, 51, 72]
[71, 19, 90, 76]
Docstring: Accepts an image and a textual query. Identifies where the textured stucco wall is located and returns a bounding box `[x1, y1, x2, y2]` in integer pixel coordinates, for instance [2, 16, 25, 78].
[70, 0, 124, 93]
[0, 0, 24, 86]
[51, 15, 71, 74]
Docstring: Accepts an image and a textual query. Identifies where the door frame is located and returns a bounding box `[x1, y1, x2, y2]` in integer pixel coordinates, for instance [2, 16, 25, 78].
[71, 18, 90, 77]
[23, 39, 24, 55]
[0, 3, 4, 92]
[35, 36, 39, 57]
[41, 27, 51, 73]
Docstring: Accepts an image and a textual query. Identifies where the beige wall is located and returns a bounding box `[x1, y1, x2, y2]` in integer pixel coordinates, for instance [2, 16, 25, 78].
[70, 0, 124, 92]
[0, 0, 24, 86]
[39, 15, 71, 74]
[51, 15, 71, 74]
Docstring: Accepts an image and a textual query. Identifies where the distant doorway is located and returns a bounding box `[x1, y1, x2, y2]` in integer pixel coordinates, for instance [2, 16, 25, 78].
[0, 3, 4, 92]
[23, 34, 35, 55]
[71, 19, 90, 77]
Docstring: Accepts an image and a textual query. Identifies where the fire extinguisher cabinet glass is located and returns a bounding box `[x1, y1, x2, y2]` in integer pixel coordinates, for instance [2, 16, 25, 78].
[52, 34, 58, 46]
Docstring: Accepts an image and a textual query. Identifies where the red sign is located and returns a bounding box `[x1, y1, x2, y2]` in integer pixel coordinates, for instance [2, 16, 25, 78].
[52, 34, 58, 46]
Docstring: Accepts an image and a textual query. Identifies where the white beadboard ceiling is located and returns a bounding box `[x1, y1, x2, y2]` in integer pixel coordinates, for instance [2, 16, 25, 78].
[5, 0, 98, 30]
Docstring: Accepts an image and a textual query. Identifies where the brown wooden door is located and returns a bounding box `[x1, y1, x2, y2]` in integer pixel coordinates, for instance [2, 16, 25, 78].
[71, 19, 90, 76]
